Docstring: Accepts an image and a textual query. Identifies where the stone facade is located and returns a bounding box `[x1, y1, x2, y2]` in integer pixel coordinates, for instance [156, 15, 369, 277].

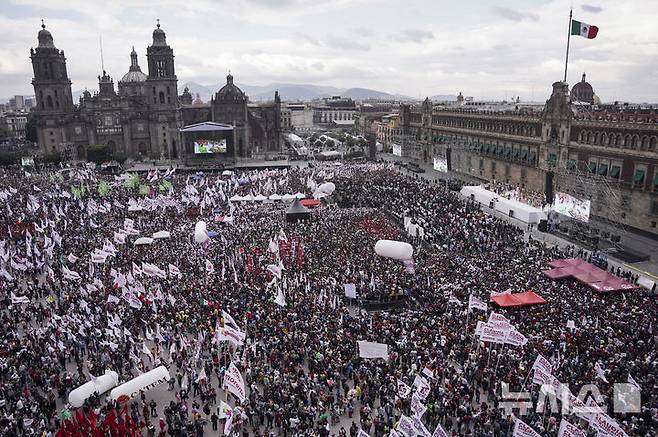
[402, 82, 658, 235]
[30, 22, 281, 161]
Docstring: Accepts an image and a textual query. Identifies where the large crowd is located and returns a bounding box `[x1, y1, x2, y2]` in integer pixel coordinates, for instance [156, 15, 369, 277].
[0, 161, 656, 437]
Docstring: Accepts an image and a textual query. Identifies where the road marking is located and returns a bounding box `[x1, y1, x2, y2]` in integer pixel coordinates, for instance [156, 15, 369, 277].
[622, 263, 658, 281]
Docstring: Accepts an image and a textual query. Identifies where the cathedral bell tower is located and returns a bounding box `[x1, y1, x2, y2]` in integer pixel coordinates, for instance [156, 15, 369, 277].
[146, 20, 177, 108]
[30, 21, 73, 113]
[30, 20, 74, 154]
[145, 20, 180, 160]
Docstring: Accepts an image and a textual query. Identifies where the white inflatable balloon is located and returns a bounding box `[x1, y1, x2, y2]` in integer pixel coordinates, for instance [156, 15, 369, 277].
[194, 221, 208, 244]
[110, 366, 171, 402]
[374, 240, 413, 261]
[318, 182, 336, 195]
[68, 370, 119, 408]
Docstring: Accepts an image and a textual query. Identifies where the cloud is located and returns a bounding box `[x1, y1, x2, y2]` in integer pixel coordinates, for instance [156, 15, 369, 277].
[351, 27, 375, 37]
[491, 6, 539, 22]
[399, 29, 434, 43]
[582, 4, 603, 13]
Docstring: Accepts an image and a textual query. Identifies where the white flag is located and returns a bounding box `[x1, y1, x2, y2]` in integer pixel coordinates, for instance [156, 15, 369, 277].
[107, 294, 120, 304]
[557, 419, 586, 437]
[397, 379, 411, 399]
[274, 288, 286, 307]
[594, 362, 609, 384]
[410, 393, 426, 418]
[168, 264, 182, 278]
[627, 374, 640, 390]
[468, 294, 487, 312]
[218, 400, 232, 419]
[195, 368, 207, 383]
[432, 423, 449, 437]
[67, 253, 78, 263]
[513, 419, 541, 437]
[223, 362, 246, 403]
[205, 259, 215, 275]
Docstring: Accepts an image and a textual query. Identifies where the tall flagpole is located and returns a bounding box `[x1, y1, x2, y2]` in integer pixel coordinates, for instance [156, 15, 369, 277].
[563, 9, 573, 82]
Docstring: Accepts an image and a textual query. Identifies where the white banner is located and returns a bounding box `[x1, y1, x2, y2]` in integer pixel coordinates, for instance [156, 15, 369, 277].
[468, 294, 487, 312]
[397, 379, 411, 399]
[532, 354, 553, 375]
[344, 283, 357, 298]
[479, 322, 510, 344]
[432, 423, 449, 437]
[513, 419, 542, 437]
[411, 393, 427, 418]
[396, 415, 415, 437]
[223, 362, 246, 403]
[505, 327, 528, 347]
[558, 419, 586, 437]
[413, 375, 431, 400]
[358, 341, 389, 360]
[589, 413, 628, 437]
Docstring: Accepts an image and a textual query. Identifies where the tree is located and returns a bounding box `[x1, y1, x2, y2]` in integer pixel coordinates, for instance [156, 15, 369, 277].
[25, 113, 38, 144]
[86, 144, 112, 164]
[325, 139, 335, 148]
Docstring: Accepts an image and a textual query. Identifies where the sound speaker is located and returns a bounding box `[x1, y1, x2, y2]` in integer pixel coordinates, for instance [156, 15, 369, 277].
[446, 147, 452, 171]
[545, 171, 554, 204]
[538, 219, 548, 232]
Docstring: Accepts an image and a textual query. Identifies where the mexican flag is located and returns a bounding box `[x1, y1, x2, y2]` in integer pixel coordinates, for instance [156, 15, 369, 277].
[571, 19, 598, 39]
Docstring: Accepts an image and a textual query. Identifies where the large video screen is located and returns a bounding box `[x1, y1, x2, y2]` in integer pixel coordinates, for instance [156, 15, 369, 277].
[194, 139, 227, 154]
[392, 143, 402, 156]
[433, 157, 448, 172]
[553, 192, 591, 222]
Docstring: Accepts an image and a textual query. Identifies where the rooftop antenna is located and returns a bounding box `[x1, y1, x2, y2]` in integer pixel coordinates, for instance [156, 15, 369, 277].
[99, 34, 105, 72]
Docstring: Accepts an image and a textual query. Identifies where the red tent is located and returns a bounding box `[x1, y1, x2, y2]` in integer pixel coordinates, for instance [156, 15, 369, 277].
[514, 291, 547, 306]
[543, 268, 572, 279]
[300, 199, 321, 208]
[492, 291, 546, 308]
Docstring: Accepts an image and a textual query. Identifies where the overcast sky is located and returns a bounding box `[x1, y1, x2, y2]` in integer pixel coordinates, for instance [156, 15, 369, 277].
[1, 0, 657, 102]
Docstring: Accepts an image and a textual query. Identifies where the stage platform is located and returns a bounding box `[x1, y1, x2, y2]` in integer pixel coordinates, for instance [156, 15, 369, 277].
[459, 185, 547, 224]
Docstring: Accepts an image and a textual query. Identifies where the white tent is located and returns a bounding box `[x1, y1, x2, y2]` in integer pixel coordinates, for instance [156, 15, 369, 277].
[229, 194, 243, 202]
[294, 192, 306, 199]
[152, 231, 171, 239]
[242, 194, 254, 202]
[222, 170, 234, 176]
[269, 194, 282, 201]
[134, 237, 154, 246]
[253, 194, 268, 201]
[281, 194, 296, 202]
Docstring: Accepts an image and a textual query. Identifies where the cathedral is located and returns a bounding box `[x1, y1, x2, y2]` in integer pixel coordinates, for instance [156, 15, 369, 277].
[30, 21, 282, 161]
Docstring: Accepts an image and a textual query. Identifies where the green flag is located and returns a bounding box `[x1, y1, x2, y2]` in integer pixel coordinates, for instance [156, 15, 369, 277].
[138, 184, 150, 196]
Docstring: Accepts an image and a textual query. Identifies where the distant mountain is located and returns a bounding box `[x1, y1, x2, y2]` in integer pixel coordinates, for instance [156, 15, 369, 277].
[179, 81, 410, 102]
[430, 94, 457, 101]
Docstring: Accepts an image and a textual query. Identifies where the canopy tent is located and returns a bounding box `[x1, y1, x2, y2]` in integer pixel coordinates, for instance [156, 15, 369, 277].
[269, 194, 282, 201]
[300, 199, 321, 208]
[253, 194, 268, 201]
[133, 237, 154, 246]
[286, 199, 311, 223]
[543, 258, 638, 293]
[281, 194, 296, 202]
[229, 194, 243, 202]
[294, 192, 306, 199]
[179, 121, 234, 132]
[152, 231, 171, 239]
[492, 291, 547, 308]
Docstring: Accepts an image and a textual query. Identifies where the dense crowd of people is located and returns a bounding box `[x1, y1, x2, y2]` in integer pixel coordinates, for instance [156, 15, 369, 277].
[0, 161, 656, 436]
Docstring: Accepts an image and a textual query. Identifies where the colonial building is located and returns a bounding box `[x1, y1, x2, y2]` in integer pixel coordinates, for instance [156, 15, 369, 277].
[401, 81, 658, 235]
[29, 22, 281, 161]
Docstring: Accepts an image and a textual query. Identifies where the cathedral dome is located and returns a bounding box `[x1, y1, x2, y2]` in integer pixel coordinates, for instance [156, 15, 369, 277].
[37, 22, 55, 49]
[571, 73, 594, 104]
[120, 70, 148, 82]
[216, 73, 246, 102]
[119, 46, 147, 83]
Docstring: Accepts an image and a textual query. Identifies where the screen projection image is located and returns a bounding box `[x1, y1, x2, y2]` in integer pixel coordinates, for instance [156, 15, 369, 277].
[553, 192, 591, 222]
[392, 144, 402, 156]
[194, 139, 227, 154]
[433, 157, 448, 172]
